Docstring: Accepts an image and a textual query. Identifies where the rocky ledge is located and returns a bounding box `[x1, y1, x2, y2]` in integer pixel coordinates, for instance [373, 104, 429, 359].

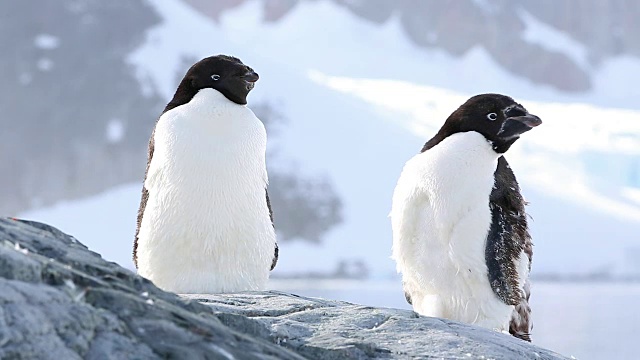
[0, 218, 568, 359]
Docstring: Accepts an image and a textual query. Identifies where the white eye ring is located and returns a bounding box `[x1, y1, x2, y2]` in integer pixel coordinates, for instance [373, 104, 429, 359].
[487, 113, 498, 121]
[211, 74, 220, 81]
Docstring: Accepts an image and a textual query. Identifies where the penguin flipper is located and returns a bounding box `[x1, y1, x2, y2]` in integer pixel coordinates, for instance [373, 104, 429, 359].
[401, 281, 413, 305]
[133, 186, 149, 268]
[270, 242, 279, 271]
[486, 156, 531, 306]
[266, 188, 274, 224]
[266, 189, 278, 271]
[404, 291, 413, 305]
[134, 128, 156, 269]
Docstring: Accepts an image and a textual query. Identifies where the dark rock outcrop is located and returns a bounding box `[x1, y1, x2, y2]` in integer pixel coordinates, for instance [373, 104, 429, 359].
[0, 218, 569, 359]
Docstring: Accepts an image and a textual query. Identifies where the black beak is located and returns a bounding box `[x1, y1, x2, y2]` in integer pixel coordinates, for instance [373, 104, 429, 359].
[497, 114, 542, 139]
[242, 71, 259, 83]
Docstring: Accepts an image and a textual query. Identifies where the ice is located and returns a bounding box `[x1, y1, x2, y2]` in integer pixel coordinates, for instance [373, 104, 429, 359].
[34, 34, 60, 50]
[519, 10, 590, 70]
[18, 73, 32, 85]
[36, 58, 54, 72]
[106, 119, 125, 144]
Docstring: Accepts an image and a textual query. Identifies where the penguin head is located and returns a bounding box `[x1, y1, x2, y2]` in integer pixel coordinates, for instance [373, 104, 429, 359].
[439, 94, 542, 153]
[185, 55, 259, 105]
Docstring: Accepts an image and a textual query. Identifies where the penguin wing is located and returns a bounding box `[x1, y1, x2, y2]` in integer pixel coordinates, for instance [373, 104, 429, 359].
[486, 156, 532, 307]
[401, 281, 413, 305]
[266, 189, 278, 271]
[133, 128, 155, 268]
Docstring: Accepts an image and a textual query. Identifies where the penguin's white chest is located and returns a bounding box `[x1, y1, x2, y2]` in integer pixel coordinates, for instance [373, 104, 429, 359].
[391, 132, 513, 330]
[136, 89, 275, 293]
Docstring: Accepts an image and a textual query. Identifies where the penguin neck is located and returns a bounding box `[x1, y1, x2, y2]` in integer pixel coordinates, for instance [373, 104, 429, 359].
[423, 131, 500, 206]
[164, 80, 245, 113]
[159, 88, 256, 138]
[431, 131, 501, 167]
[190, 88, 240, 108]
[164, 77, 198, 114]
[184, 89, 248, 123]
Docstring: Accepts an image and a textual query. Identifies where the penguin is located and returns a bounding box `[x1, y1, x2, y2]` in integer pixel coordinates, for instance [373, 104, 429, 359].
[390, 94, 541, 341]
[133, 55, 278, 294]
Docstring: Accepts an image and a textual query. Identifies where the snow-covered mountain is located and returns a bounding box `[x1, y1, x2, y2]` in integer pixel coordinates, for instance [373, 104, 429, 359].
[18, 0, 640, 279]
[0, 0, 163, 215]
[186, 0, 640, 96]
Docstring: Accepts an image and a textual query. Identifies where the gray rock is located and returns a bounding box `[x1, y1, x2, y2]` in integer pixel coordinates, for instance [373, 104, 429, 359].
[189, 293, 568, 360]
[0, 218, 569, 359]
[0, 218, 302, 360]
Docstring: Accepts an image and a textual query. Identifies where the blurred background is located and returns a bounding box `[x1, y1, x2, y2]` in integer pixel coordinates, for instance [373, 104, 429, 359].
[4, 0, 639, 359]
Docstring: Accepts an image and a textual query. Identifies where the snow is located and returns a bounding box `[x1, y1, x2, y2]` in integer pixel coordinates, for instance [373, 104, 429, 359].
[218, 0, 640, 110]
[312, 73, 640, 275]
[37, 58, 53, 72]
[34, 34, 60, 50]
[469, 0, 498, 13]
[127, 0, 230, 100]
[105, 119, 125, 144]
[313, 73, 640, 214]
[18, 73, 32, 85]
[519, 9, 590, 70]
[623, 187, 640, 205]
[21, 184, 140, 269]
[20, 0, 640, 280]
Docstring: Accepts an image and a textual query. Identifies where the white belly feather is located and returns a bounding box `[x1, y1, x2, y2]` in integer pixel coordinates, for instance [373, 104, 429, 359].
[136, 89, 275, 293]
[391, 132, 513, 331]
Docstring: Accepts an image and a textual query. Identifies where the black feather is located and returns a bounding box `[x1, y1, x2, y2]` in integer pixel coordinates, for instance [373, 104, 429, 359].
[266, 189, 278, 271]
[486, 156, 530, 306]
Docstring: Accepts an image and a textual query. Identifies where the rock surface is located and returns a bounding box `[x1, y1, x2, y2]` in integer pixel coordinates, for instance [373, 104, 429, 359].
[0, 218, 569, 359]
[0, 218, 301, 360]
[190, 293, 567, 360]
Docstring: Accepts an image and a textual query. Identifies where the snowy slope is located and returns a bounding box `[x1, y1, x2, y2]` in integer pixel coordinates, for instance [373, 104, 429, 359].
[217, 1, 640, 111]
[313, 73, 640, 276]
[20, 0, 640, 278]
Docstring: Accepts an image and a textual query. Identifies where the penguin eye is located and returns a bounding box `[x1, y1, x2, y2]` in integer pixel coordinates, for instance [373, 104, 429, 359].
[211, 74, 220, 81]
[487, 113, 498, 121]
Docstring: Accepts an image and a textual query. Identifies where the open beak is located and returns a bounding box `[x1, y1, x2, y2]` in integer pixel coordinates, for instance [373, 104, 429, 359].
[243, 71, 259, 90]
[242, 71, 259, 83]
[497, 114, 542, 139]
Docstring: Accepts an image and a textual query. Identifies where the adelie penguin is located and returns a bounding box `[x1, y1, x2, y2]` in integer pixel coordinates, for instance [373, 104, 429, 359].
[134, 55, 278, 293]
[390, 94, 541, 341]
